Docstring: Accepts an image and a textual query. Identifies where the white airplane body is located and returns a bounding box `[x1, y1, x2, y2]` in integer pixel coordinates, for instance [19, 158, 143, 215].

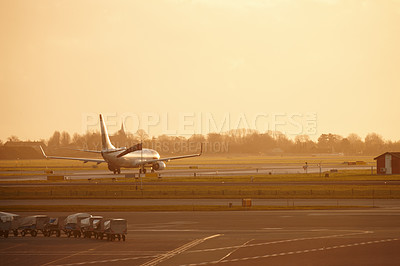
[40, 114, 202, 174]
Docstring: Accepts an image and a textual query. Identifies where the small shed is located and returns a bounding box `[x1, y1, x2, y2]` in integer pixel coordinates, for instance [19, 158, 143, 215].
[374, 152, 400, 175]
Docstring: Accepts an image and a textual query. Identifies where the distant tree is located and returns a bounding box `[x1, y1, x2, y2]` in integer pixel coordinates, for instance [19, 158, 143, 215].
[386, 140, 400, 152]
[135, 129, 149, 141]
[84, 132, 101, 150]
[273, 132, 294, 152]
[47, 131, 61, 148]
[7, 135, 20, 142]
[339, 138, 351, 154]
[189, 134, 206, 147]
[72, 133, 85, 148]
[60, 131, 71, 147]
[318, 133, 342, 153]
[365, 133, 385, 155]
[347, 133, 364, 154]
[294, 135, 315, 153]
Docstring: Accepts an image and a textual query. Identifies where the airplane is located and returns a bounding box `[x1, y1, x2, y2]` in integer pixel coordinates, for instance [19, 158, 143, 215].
[40, 114, 202, 174]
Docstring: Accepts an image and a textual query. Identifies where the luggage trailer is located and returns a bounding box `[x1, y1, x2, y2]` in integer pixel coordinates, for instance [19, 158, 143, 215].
[18, 215, 49, 237]
[63, 213, 92, 238]
[101, 218, 127, 242]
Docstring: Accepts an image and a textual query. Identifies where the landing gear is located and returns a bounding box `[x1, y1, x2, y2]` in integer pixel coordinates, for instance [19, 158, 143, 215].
[113, 168, 121, 174]
[108, 164, 120, 174]
[139, 167, 146, 174]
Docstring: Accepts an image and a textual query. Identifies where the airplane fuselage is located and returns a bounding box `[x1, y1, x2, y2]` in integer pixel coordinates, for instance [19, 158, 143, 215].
[102, 148, 160, 168]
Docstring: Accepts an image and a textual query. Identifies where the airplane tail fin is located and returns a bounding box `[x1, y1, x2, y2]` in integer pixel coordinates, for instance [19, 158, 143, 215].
[99, 114, 116, 151]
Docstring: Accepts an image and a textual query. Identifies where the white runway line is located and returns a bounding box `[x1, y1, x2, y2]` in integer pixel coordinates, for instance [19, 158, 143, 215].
[216, 239, 254, 263]
[51, 255, 158, 266]
[0, 243, 25, 251]
[188, 229, 372, 253]
[181, 236, 399, 266]
[40, 242, 111, 266]
[140, 234, 222, 266]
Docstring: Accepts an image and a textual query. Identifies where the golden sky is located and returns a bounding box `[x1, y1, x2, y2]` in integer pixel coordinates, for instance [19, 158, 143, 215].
[1, 0, 399, 141]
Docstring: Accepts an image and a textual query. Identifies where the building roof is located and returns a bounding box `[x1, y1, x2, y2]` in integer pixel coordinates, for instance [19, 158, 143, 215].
[374, 152, 400, 160]
[4, 141, 45, 147]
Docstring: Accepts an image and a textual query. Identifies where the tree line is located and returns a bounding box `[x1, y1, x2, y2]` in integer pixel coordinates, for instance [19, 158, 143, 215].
[2, 128, 399, 156]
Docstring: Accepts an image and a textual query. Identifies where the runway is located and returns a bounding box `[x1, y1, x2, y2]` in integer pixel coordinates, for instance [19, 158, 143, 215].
[1, 209, 400, 265]
[0, 165, 374, 182]
[2, 198, 400, 208]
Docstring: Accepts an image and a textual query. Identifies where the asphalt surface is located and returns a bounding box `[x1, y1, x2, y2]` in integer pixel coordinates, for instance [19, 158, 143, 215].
[2, 180, 400, 187]
[0, 165, 373, 182]
[1, 209, 400, 265]
[2, 198, 400, 208]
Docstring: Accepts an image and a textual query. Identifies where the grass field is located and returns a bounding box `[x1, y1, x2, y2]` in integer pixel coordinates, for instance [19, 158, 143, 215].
[1, 182, 400, 200]
[0, 205, 370, 213]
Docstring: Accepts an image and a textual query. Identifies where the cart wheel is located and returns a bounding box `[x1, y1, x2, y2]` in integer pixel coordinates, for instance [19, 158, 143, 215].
[13, 230, 18, 237]
[122, 235, 126, 242]
[31, 230, 37, 237]
[56, 231, 61, 237]
[117, 234, 121, 241]
[21, 230, 26, 237]
[111, 235, 115, 241]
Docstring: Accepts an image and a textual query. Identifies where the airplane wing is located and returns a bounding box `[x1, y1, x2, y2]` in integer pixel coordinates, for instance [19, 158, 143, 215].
[138, 144, 203, 165]
[40, 146, 105, 164]
[65, 148, 102, 154]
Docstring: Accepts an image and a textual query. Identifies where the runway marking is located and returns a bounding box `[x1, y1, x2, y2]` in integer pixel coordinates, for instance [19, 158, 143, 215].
[141, 234, 222, 266]
[50, 255, 158, 266]
[0, 243, 24, 251]
[188, 230, 372, 253]
[49, 234, 222, 266]
[40, 242, 110, 266]
[216, 239, 254, 263]
[182, 238, 400, 265]
[0, 251, 161, 256]
[128, 229, 199, 232]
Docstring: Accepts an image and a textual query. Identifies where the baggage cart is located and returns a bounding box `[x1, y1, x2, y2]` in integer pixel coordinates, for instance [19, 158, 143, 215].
[19, 215, 49, 237]
[63, 213, 91, 238]
[44, 217, 65, 237]
[80, 216, 103, 239]
[0, 212, 20, 238]
[102, 218, 127, 241]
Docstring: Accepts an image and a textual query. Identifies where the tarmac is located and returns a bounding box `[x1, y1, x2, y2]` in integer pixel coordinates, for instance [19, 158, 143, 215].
[0, 164, 373, 182]
[1, 208, 400, 265]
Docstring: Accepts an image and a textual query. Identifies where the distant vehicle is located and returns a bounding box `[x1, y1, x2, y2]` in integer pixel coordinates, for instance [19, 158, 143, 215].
[98, 218, 127, 241]
[40, 114, 202, 174]
[0, 212, 20, 238]
[80, 216, 103, 238]
[43, 217, 64, 237]
[63, 213, 91, 238]
[18, 215, 49, 237]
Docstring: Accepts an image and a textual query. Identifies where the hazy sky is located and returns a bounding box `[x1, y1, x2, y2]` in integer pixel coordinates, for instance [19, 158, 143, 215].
[1, 0, 399, 142]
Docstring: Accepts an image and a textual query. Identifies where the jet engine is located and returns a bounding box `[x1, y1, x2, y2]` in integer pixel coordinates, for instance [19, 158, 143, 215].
[108, 164, 116, 172]
[152, 161, 166, 171]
